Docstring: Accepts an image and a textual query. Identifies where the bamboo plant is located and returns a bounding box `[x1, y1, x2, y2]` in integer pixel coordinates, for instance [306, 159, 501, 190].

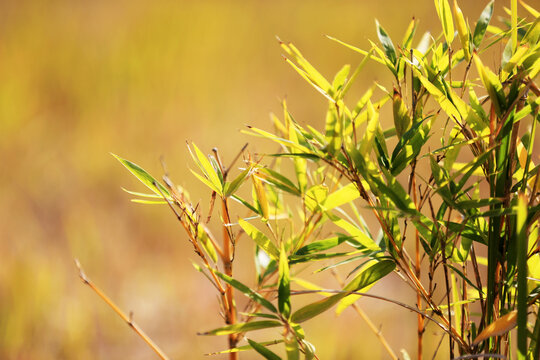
[80, 0, 540, 359]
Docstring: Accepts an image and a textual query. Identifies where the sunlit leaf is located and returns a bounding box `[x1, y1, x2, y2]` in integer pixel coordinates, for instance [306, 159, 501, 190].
[473, 1, 494, 48]
[291, 260, 395, 323]
[239, 219, 280, 260]
[278, 243, 291, 318]
[472, 311, 518, 345]
[211, 269, 277, 313]
[200, 321, 282, 336]
[113, 154, 171, 199]
[248, 339, 282, 360]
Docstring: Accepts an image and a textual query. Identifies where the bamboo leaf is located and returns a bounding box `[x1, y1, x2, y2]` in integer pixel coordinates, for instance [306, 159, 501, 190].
[248, 339, 282, 360]
[473, 1, 494, 48]
[113, 154, 171, 199]
[200, 321, 282, 336]
[239, 219, 280, 260]
[323, 183, 360, 211]
[435, 0, 455, 44]
[206, 340, 282, 356]
[402, 18, 418, 49]
[295, 236, 352, 256]
[291, 260, 395, 323]
[472, 311, 518, 345]
[224, 167, 252, 197]
[211, 269, 278, 313]
[278, 243, 291, 318]
[375, 20, 397, 65]
[453, 0, 471, 60]
[188, 143, 223, 195]
[474, 56, 507, 116]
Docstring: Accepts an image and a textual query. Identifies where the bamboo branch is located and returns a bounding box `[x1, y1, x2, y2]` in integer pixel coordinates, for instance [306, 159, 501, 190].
[75, 259, 170, 360]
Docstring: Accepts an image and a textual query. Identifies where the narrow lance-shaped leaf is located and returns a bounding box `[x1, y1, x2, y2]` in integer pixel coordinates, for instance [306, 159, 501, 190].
[211, 268, 278, 313]
[473, 1, 494, 48]
[188, 143, 223, 196]
[247, 339, 282, 360]
[224, 167, 252, 197]
[278, 243, 291, 318]
[285, 102, 307, 193]
[252, 172, 270, 220]
[200, 321, 282, 336]
[472, 311, 518, 345]
[435, 0, 455, 44]
[402, 18, 418, 49]
[113, 154, 171, 199]
[474, 56, 507, 116]
[291, 260, 395, 323]
[392, 88, 412, 139]
[359, 101, 380, 155]
[375, 20, 397, 65]
[239, 219, 280, 260]
[453, 0, 471, 60]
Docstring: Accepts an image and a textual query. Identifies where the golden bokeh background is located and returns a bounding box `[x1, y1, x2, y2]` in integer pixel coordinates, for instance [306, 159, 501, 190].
[0, 1, 495, 359]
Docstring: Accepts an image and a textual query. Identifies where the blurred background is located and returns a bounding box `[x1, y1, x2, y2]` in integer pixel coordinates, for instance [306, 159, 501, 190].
[0, 0, 496, 359]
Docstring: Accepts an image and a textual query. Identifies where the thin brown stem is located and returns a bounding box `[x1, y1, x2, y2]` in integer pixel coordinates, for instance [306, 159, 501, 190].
[75, 260, 170, 360]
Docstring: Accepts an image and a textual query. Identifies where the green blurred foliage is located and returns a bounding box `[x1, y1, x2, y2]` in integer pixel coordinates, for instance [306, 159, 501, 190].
[0, 0, 490, 358]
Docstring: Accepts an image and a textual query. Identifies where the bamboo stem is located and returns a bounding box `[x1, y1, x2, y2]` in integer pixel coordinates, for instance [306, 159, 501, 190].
[75, 260, 170, 360]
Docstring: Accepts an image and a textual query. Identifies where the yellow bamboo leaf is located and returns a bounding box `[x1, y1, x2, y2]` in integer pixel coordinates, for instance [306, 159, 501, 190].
[472, 311, 518, 345]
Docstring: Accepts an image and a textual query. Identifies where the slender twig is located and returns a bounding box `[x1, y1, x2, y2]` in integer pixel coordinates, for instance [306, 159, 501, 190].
[75, 260, 170, 360]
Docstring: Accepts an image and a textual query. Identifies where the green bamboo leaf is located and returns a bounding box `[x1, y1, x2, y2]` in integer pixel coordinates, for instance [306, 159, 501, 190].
[206, 340, 282, 355]
[198, 229, 219, 264]
[520, 0, 540, 17]
[285, 102, 308, 193]
[131, 199, 168, 205]
[375, 20, 397, 65]
[278, 243, 291, 318]
[281, 42, 332, 94]
[112, 154, 171, 199]
[473, 1, 494, 48]
[474, 56, 506, 115]
[323, 184, 360, 211]
[122, 188, 163, 198]
[304, 185, 329, 212]
[248, 339, 282, 360]
[332, 64, 350, 92]
[259, 168, 301, 196]
[295, 236, 352, 255]
[211, 269, 278, 313]
[453, 0, 471, 60]
[188, 143, 223, 195]
[359, 101, 380, 155]
[335, 260, 379, 315]
[190, 169, 223, 195]
[435, 0, 455, 44]
[239, 219, 280, 260]
[291, 260, 395, 323]
[231, 194, 261, 214]
[289, 251, 359, 265]
[402, 18, 418, 49]
[328, 213, 380, 251]
[252, 173, 270, 220]
[224, 167, 252, 197]
[200, 321, 282, 336]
